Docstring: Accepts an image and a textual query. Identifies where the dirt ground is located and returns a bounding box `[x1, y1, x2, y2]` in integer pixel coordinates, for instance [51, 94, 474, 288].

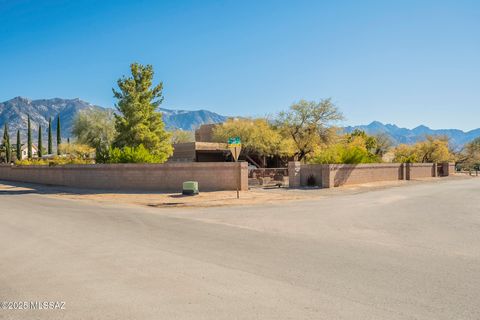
[0, 175, 471, 209]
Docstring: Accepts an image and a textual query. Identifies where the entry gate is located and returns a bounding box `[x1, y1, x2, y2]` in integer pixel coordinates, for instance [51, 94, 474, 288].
[248, 168, 289, 187]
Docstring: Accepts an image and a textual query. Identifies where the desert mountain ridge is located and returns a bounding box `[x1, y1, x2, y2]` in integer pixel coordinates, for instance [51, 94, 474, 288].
[0, 97, 478, 148]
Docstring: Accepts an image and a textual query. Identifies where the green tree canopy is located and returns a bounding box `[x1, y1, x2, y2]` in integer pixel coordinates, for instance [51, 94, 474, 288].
[73, 108, 117, 160]
[458, 137, 480, 170]
[48, 117, 53, 154]
[2, 123, 11, 163]
[275, 99, 343, 162]
[393, 136, 454, 163]
[213, 118, 294, 160]
[311, 131, 381, 164]
[112, 63, 173, 162]
[16, 130, 21, 160]
[171, 130, 195, 144]
[38, 124, 43, 158]
[57, 115, 62, 155]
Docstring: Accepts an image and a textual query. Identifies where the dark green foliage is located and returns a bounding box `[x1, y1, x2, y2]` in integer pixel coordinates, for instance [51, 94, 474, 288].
[94, 145, 111, 164]
[2, 123, 11, 163]
[106, 145, 166, 163]
[459, 137, 480, 170]
[57, 115, 61, 155]
[27, 115, 32, 159]
[112, 63, 173, 162]
[72, 108, 116, 163]
[48, 117, 53, 154]
[16, 130, 21, 160]
[311, 129, 382, 164]
[38, 124, 43, 158]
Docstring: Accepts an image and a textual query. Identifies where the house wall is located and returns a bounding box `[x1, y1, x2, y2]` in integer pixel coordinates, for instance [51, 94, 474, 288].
[170, 142, 229, 162]
[0, 162, 248, 192]
[170, 142, 197, 162]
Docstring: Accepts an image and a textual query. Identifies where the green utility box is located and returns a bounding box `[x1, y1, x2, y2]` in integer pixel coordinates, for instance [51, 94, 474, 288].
[182, 181, 199, 195]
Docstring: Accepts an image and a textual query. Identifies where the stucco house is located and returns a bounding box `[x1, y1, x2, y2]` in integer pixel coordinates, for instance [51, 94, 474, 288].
[19, 144, 39, 160]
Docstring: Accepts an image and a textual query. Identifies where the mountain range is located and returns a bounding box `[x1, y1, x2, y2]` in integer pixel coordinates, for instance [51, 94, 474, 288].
[0, 97, 478, 148]
[159, 107, 227, 130]
[344, 121, 480, 149]
[0, 97, 227, 140]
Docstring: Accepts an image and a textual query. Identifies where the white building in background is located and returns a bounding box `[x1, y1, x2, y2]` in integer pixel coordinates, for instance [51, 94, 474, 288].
[20, 144, 39, 160]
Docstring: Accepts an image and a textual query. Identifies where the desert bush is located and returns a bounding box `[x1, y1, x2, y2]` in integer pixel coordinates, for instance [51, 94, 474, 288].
[107, 144, 166, 163]
[58, 143, 95, 159]
[15, 157, 94, 166]
[392, 136, 454, 163]
[311, 133, 380, 164]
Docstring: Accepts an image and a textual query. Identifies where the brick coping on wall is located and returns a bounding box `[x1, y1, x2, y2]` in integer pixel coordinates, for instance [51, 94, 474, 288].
[0, 162, 248, 192]
[289, 162, 455, 188]
[3, 162, 236, 169]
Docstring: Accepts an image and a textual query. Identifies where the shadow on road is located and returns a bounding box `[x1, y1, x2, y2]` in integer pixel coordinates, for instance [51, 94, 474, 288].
[0, 180, 171, 196]
[0, 189, 38, 195]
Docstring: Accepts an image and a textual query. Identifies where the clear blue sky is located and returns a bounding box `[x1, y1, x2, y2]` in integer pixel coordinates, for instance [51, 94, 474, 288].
[1, 0, 479, 130]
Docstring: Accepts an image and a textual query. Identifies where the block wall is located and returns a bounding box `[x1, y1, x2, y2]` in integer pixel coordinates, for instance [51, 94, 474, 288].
[0, 162, 248, 192]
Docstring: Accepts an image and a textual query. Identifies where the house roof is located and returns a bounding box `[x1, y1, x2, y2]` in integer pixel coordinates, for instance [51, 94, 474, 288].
[20, 144, 38, 151]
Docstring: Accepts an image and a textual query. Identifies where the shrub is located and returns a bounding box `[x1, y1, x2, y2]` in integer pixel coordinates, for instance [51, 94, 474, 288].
[311, 141, 379, 164]
[15, 157, 94, 166]
[15, 143, 96, 166]
[59, 143, 95, 159]
[107, 144, 166, 163]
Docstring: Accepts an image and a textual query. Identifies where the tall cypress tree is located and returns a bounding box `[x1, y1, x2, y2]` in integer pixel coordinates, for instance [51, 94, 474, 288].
[48, 117, 53, 154]
[3, 123, 10, 163]
[56, 115, 62, 155]
[38, 125, 43, 158]
[16, 130, 21, 160]
[27, 115, 32, 159]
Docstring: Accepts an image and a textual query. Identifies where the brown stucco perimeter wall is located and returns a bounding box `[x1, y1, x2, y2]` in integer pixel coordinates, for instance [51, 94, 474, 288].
[406, 163, 437, 179]
[289, 162, 454, 188]
[330, 163, 404, 187]
[0, 162, 248, 192]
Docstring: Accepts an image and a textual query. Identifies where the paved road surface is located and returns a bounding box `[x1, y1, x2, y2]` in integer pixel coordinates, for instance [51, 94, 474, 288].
[1, 178, 479, 319]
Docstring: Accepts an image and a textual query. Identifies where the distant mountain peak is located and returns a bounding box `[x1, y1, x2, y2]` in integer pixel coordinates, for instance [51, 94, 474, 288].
[0, 97, 103, 141]
[160, 107, 227, 130]
[344, 121, 480, 149]
[365, 121, 388, 131]
[0, 97, 227, 140]
[412, 124, 430, 130]
[10, 96, 32, 103]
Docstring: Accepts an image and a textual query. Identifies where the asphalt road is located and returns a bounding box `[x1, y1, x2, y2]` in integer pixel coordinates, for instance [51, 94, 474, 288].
[1, 178, 479, 319]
